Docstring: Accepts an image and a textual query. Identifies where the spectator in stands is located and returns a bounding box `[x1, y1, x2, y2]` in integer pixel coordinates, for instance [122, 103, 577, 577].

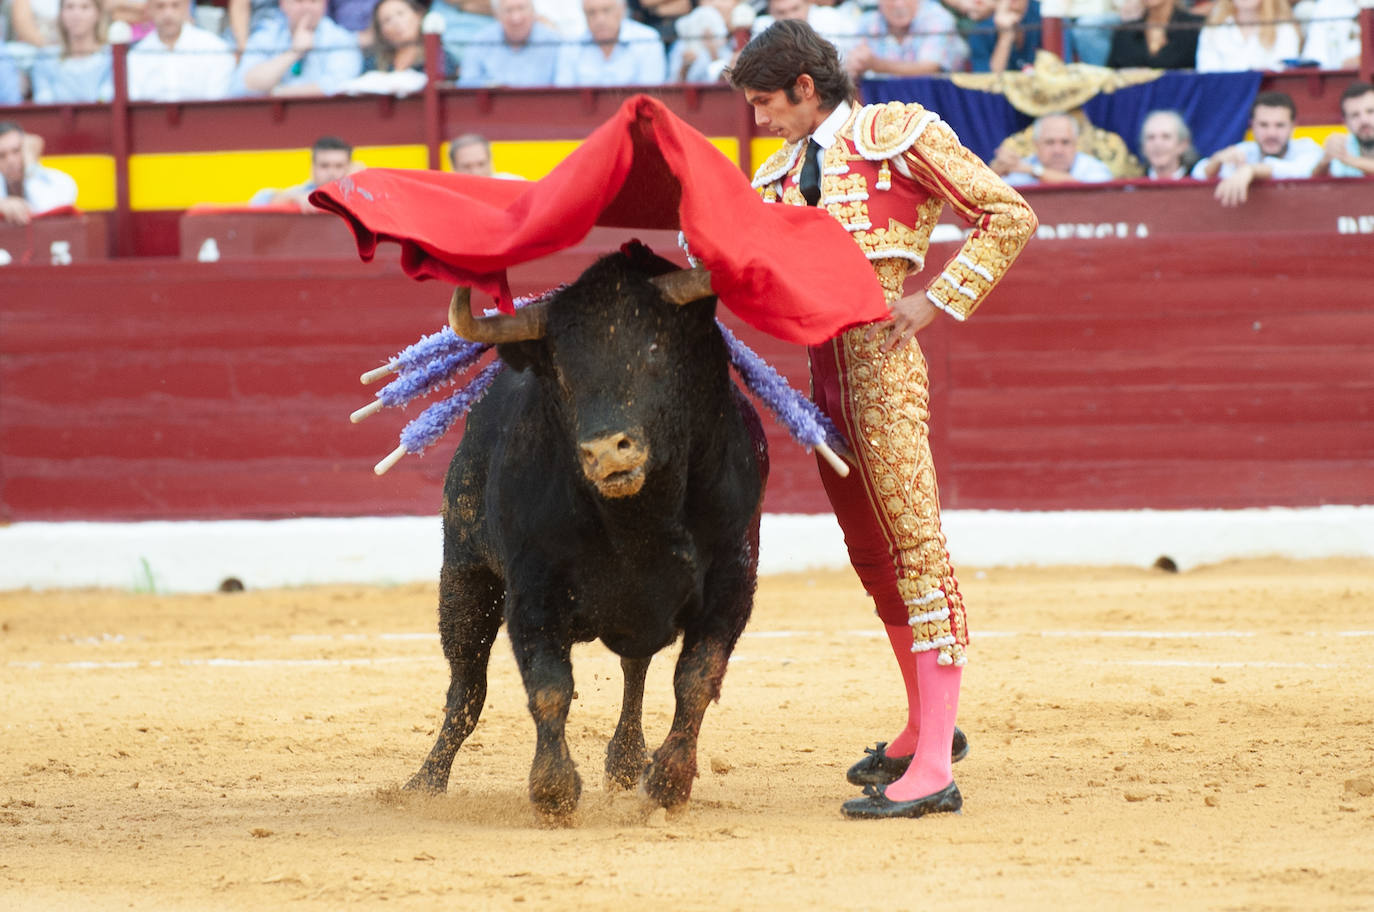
[1106, 0, 1202, 68]
[251, 135, 362, 210]
[959, 0, 1041, 73]
[845, 0, 969, 79]
[448, 131, 525, 177]
[7, 0, 63, 45]
[0, 47, 23, 103]
[29, 0, 112, 103]
[553, 0, 665, 86]
[991, 112, 1115, 185]
[458, 0, 561, 86]
[665, 0, 738, 83]
[1296, 0, 1360, 70]
[128, 0, 236, 100]
[1063, 0, 1117, 66]
[1195, 0, 1299, 72]
[750, 0, 857, 55]
[365, 0, 454, 75]
[234, 0, 364, 95]
[227, 0, 283, 52]
[1319, 81, 1374, 178]
[1, 121, 78, 225]
[430, 0, 495, 67]
[532, 0, 586, 36]
[628, 0, 691, 46]
[1191, 91, 1322, 205]
[1139, 109, 1197, 178]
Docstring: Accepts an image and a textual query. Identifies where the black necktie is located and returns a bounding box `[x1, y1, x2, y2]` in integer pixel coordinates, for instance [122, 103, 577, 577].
[800, 138, 822, 207]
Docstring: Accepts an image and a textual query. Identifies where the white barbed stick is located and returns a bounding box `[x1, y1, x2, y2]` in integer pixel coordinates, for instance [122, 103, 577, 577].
[374, 445, 407, 476]
[350, 400, 385, 423]
[816, 442, 849, 478]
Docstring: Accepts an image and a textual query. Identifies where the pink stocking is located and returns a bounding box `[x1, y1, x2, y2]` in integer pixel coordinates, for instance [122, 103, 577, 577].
[883, 650, 961, 802]
[882, 623, 922, 757]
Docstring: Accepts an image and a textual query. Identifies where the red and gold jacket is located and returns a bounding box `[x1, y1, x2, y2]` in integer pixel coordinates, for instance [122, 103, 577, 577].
[752, 101, 1038, 322]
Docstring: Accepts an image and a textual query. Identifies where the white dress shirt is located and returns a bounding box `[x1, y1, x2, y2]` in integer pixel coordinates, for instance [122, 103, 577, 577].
[1190, 137, 1325, 180]
[129, 24, 237, 101]
[10, 162, 79, 214]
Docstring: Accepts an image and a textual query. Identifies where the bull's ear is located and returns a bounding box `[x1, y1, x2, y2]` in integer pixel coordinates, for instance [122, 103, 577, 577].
[494, 338, 546, 374]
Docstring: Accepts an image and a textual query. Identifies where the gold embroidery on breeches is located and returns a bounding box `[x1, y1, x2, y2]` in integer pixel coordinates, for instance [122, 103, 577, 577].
[836, 325, 969, 666]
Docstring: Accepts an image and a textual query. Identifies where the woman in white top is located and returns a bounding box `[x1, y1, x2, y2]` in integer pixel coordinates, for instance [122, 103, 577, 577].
[29, 0, 113, 103]
[1195, 0, 1301, 71]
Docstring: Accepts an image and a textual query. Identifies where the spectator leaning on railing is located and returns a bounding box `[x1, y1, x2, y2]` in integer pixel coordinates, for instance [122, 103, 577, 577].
[457, 0, 561, 86]
[991, 112, 1115, 185]
[127, 0, 236, 100]
[1139, 109, 1197, 178]
[1191, 91, 1322, 205]
[233, 0, 364, 96]
[250, 134, 363, 210]
[29, 0, 112, 103]
[1, 120, 77, 225]
[1195, 0, 1300, 72]
[1319, 81, 1374, 177]
[1106, 0, 1201, 68]
[552, 0, 665, 86]
[7, 0, 63, 45]
[366, 0, 454, 74]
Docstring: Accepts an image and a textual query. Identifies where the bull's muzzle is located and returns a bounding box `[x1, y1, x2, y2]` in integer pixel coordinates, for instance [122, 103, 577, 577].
[579, 430, 649, 498]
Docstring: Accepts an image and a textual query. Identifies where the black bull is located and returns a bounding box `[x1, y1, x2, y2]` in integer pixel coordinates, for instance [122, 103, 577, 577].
[405, 249, 770, 818]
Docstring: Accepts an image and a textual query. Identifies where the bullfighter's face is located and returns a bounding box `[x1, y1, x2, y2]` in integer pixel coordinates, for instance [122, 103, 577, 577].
[744, 76, 827, 144]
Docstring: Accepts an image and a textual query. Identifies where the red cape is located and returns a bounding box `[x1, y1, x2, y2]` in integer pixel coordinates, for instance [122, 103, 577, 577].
[309, 94, 889, 345]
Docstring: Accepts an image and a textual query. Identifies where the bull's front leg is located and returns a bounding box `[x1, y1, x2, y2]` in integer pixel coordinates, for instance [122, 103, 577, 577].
[406, 565, 503, 793]
[642, 632, 731, 810]
[605, 656, 650, 790]
[507, 612, 581, 820]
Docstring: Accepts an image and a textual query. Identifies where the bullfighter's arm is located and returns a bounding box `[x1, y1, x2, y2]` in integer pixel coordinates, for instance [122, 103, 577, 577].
[898, 119, 1038, 322]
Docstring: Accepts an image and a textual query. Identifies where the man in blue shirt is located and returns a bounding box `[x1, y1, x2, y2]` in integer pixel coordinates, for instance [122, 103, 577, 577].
[553, 0, 666, 87]
[233, 0, 364, 96]
[459, 0, 562, 87]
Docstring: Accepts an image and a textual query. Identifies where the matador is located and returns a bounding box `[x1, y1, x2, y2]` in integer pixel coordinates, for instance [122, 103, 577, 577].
[729, 19, 1037, 819]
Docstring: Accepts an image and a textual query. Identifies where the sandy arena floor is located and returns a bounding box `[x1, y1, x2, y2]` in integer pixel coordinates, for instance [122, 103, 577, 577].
[3, 558, 1373, 911]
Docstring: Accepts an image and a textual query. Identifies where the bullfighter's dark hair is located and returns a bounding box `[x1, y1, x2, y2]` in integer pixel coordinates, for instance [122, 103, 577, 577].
[726, 19, 855, 110]
[1340, 81, 1374, 106]
[311, 135, 353, 158]
[1250, 91, 1297, 121]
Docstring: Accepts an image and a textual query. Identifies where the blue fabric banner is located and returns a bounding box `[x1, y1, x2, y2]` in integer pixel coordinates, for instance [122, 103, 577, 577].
[862, 70, 1262, 163]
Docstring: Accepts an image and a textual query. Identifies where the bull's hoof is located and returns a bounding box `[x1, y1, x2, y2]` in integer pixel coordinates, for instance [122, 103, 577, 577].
[403, 769, 449, 794]
[530, 763, 582, 818]
[641, 758, 694, 810]
[605, 739, 648, 791]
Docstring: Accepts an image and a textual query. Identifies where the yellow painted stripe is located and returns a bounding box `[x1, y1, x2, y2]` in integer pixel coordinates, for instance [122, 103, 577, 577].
[438, 137, 740, 178]
[42, 155, 116, 211]
[127, 144, 431, 210]
[751, 137, 785, 175]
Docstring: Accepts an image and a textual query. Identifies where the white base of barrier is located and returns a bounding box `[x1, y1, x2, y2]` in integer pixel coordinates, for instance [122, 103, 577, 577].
[2, 506, 1371, 593]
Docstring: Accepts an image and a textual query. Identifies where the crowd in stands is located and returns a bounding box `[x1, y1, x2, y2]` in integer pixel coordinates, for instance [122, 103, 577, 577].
[0, 0, 1367, 105]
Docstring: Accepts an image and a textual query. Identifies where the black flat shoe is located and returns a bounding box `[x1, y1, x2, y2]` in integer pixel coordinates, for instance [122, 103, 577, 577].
[845, 728, 969, 787]
[841, 781, 962, 820]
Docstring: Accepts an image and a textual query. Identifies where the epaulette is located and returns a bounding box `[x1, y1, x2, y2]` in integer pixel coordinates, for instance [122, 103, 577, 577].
[851, 101, 942, 162]
[751, 141, 804, 189]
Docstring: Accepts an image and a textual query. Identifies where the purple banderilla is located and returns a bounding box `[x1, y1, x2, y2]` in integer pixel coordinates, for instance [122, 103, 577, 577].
[365, 291, 849, 462]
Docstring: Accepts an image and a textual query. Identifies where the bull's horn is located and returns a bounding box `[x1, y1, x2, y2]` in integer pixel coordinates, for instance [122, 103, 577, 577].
[448, 286, 548, 344]
[650, 267, 715, 306]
